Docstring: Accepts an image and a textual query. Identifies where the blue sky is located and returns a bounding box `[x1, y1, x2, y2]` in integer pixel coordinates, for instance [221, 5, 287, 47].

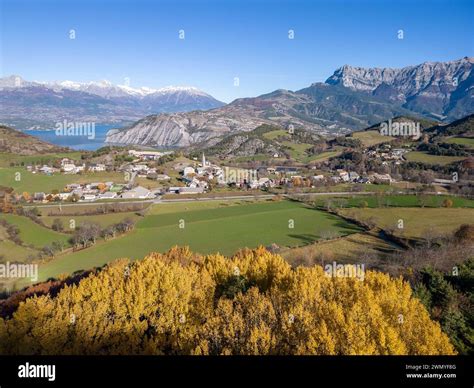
[1, 0, 473, 102]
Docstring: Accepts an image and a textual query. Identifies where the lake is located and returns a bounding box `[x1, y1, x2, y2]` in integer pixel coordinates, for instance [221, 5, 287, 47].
[24, 124, 118, 151]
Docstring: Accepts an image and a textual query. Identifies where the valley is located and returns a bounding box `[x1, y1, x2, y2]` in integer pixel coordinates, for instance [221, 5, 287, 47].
[0, 54, 473, 358]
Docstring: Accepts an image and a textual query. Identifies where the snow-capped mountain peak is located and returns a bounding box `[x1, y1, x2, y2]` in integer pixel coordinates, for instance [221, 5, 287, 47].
[0, 75, 226, 129]
[58, 80, 82, 89]
[0, 75, 215, 99]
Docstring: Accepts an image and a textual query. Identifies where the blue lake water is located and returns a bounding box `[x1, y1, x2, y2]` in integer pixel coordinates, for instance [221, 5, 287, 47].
[24, 124, 118, 151]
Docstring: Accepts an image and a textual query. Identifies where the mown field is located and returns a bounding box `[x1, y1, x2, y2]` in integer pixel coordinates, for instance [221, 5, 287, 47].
[0, 214, 70, 249]
[282, 232, 399, 264]
[280, 141, 313, 160]
[262, 129, 289, 140]
[304, 150, 341, 163]
[0, 224, 37, 262]
[0, 213, 71, 266]
[351, 130, 394, 147]
[313, 194, 474, 208]
[26, 200, 361, 284]
[444, 136, 474, 149]
[339, 207, 474, 239]
[40, 211, 141, 229]
[404, 151, 467, 165]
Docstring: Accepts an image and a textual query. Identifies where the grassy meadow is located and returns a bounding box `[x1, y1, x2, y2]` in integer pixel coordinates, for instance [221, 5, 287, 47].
[404, 151, 467, 165]
[27, 200, 361, 283]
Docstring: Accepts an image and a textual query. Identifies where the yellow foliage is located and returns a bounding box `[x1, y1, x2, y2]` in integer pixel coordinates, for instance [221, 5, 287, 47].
[0, 247, 455, 355]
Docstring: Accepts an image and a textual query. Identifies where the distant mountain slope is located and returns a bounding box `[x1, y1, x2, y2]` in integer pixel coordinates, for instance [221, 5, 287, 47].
[105, 83, 416, 148]
[424, 114, 474, 137]
[362, 115, 439, 132]
[107, 57, 473, 148]
[0, 76, 225, 130]
[326, 57, 473, 120]
[0, 125, 69, 155]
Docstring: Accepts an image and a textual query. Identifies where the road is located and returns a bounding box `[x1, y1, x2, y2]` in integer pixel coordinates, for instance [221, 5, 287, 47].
[23, 191, 381, 209]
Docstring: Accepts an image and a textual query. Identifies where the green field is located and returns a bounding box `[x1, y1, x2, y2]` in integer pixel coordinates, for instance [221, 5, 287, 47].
[146, 198, 257, 215]
[263, 129, 290, 140]
[340, 207, 474, 239]
[0, 167, 125, 193]
[304, 150, 341, 163]
[28, 200, 361, 283]
[444, 137, 474, 149]
[0, 214, 70, 249]
[313, 194, 474, 209]
[41, 211, 141, 229]
[281, 141, 313, 159]
[0, 226, 38, 262]
[351, 130, 394, 147]
[405, 151, 466, 165]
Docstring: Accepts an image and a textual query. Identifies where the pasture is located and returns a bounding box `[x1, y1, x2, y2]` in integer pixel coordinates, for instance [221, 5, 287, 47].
[30, 200, 361, 283]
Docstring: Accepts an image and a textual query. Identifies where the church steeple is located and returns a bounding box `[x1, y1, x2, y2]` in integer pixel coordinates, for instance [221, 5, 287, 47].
[202, 152, 206, 167]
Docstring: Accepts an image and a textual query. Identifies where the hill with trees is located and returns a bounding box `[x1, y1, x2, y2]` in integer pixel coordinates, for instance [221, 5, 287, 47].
[0, 125, 69, 155]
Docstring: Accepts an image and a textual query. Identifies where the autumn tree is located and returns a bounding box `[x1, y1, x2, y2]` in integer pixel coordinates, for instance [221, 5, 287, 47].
[0, 247, 456, 355]
[443, 198, 454, 208]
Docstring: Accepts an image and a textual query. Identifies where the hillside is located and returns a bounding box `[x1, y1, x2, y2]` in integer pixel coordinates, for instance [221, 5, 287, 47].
[106, 57, 473, 148]
[201, 124, 323, 161]
[105, 84, 415, 148]
[363, 116, 439, 132]
[425, 114, 474, 138]
[0, 125, 69, 155]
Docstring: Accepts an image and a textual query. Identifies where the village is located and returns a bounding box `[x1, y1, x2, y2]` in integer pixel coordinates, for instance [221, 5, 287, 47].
[16, 148, 406, 204]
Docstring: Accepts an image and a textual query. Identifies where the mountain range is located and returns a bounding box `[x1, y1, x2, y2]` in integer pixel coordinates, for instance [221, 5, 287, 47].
[1, 57, 473, 148]
[0, 76, 224, 130]
[106, 57, 474, 148]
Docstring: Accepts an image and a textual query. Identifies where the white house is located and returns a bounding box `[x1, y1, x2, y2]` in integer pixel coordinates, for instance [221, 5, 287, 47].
[179, 187, 204, 194]
[120, 186, 152, 199]
[183, 167, 195, 176]
[81, 194, 97, 201]
[39, 166, 55, 174]
[89, 163, 106, 172]
[128, 150, 172, 160]
[168, 186, 182, 194]
[339, 171, 350, 182]
[369, 173, 394, 184]
[60, 158, 73, 166]
[132, 165, 149, 172]
[99, 191, 117, 199]
[62, 163, 77, 173]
